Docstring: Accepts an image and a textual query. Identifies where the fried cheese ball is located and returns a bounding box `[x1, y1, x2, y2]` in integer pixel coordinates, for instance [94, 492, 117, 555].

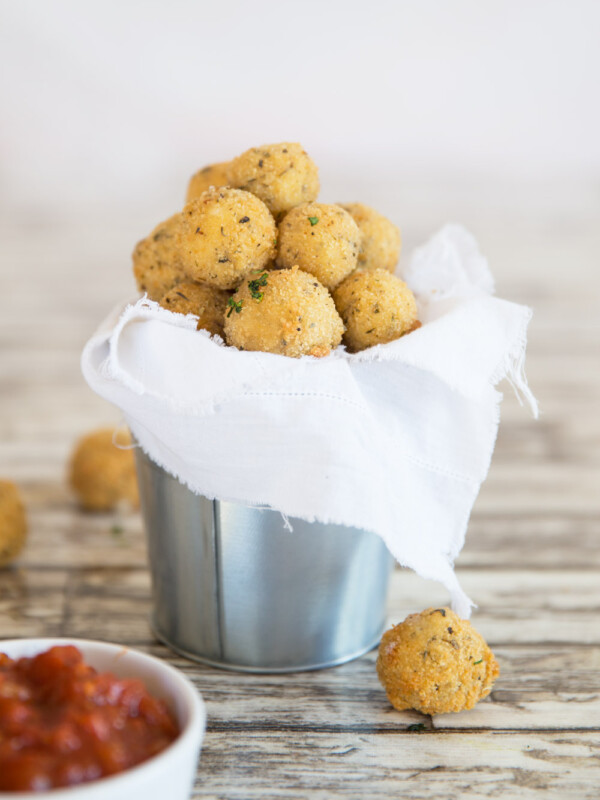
[132, 214, 185, 301]
[159, 281, 229, 337]
[223, 266, 344, 358]
[228, 142, 319, 217]
[0, 481, 27, 566]
[377, 607, 500, 715]
[277, 203, 360, 290]
[186, 161, 231, 202]
[340, 202, 401, 272]
[69, 428, 139, 512]
[179, 187, 277, 290]
[332, 268, 419, 352]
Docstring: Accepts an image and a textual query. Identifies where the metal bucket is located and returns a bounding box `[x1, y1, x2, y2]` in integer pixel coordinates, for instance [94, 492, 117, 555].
[135, 449, 394, 673]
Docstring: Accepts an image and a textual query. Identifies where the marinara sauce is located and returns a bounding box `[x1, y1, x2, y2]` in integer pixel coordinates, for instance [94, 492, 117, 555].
[0, 645, 179, 791]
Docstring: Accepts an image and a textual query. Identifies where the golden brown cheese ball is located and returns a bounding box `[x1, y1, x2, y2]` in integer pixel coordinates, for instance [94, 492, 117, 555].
[377, 607, 499, 715]
[179, 187, 277, 290]
[0, 481, 27, 566]
[69, 428, 139, 512]
[223, 266, 344, 358]
[186, 161, 231, 202]
[277, 203, 360, 290]
[340, 202, 401, 272]
[228, 142, 319, 217]
[332, 268, 419, 352]
[132, 214, 185, 301]
[159, 281, 229, 337]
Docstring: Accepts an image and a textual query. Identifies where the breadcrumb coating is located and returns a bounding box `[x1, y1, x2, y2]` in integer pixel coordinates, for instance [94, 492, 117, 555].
[186, 161, 231, 202]
[0, 480, 27, 566]
[277, 203, 360, 290]
[229, 142, 319, 217]
[179, 187, 277, 290]
[69, 428, 139, 512]
[159, 281, 229, 337]
[132, 214, 185, 301]
[223, 266, 344, 358]
[377, 607, 500, 715]
[333, 268, 419, 352]
[340, 202, 401, 272]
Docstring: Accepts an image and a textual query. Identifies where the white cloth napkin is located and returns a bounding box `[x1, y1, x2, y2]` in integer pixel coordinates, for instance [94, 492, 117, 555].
[82, 225, 537, 618]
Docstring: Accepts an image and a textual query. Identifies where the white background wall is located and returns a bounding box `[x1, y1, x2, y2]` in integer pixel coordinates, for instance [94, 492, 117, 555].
[1, 0, 599, 222]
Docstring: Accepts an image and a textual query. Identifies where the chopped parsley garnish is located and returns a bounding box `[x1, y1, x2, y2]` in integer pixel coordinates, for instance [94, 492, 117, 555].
[473, 659, 483, 665]
[227, 298, 243, 317]
[248, 272, 268, 302]
[407, 723, 426, 731]
[308, 216, 319, 226]
[110, 524, 124, 537]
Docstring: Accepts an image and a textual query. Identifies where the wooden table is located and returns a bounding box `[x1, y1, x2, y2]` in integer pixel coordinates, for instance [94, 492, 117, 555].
[1, 183, 599, 798]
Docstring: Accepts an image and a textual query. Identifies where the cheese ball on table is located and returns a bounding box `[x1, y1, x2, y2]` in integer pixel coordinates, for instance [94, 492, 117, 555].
[186, 161, 231, 202]
[69, 428, 139, 512]
[159, 281, 229, 337]
[0, 481, 27, 566]
[179, 188, 277, 290]
[277, 203, 360, 290]
[333, 268, 419, 352]
[340, 202, 401, 272]
[377, 607, 499, 715]
[229, 142, 319, 217]
[132, 214, 185, 301]
[224, 266, 344, 358]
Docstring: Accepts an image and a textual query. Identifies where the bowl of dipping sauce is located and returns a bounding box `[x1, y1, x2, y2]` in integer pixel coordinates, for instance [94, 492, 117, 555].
[0, 638, 205, 798]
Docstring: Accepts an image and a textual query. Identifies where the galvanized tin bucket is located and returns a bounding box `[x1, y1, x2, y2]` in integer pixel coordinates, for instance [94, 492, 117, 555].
[135, 449, 394, 673]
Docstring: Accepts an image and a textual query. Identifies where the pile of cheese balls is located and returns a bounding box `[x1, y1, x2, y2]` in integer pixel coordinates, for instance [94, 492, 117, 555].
[133, 142, 420, 358]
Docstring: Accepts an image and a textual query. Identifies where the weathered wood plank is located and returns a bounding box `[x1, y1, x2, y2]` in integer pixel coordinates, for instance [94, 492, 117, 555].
[8, 480, 600, 571]
[0, 568, 68, 638]
[4, 563, 599, 649]
[190, 731, 600, 799]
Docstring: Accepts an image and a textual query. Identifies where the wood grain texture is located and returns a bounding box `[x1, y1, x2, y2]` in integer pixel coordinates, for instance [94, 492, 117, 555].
[1, 183, 599, 797]
[192, 732, 600, 800]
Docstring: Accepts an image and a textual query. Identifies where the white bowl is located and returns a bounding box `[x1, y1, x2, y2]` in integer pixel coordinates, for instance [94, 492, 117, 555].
[0, 638, 206, 799]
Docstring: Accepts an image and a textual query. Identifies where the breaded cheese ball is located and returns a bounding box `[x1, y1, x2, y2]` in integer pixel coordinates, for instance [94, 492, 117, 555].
[179, 187, 277, 290]
[228, 142, 319, 217]
[340, 202, 401, 272]
[332, 268, 419, 352]
[159, 281, 229, 337]
[132, 214, 185, 301]
[186, 161, 231, 202]
[377, 607, 500, 715]
[277, 203, 360, 290]
[224, 266, 344, 358]
[69, 428, 139, 512]
[0, 481, 27, 566]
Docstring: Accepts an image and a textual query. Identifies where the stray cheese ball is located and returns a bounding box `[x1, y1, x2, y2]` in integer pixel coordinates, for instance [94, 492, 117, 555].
[179, 187, 277, 290]
[224, 266, 344, 358]
[229, 142, 319, 217]
[377, 607, 500, 715]
[277, 203, 360, 290]
[0, 481, 27, 566]
[69, 428, 139, 512]
[332, 268, 419, 352]
[186, 161, 231, 202]
[340, 202, 401, 272]
[159, 281, 229, 337]
[132, 214, 185, 301]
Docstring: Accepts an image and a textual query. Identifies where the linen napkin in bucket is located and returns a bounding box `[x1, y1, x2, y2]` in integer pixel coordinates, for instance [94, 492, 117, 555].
[82, 224, 537, 618]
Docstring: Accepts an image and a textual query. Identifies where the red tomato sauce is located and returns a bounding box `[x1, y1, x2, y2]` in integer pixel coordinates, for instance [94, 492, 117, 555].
[0, 645, 179, 791]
